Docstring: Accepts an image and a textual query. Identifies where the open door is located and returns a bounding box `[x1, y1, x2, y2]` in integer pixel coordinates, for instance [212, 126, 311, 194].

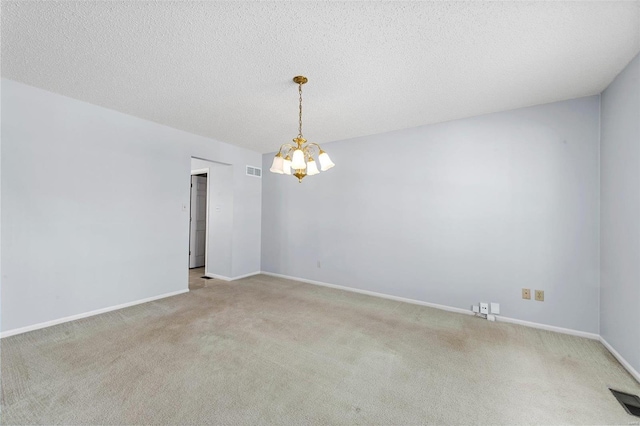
[189, 174, 207, 268]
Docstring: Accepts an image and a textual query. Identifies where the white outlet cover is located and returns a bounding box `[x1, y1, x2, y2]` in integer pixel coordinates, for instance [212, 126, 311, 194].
[490, 303, 500, 315]
[480, 303, 489, 314]
[472, 305, 480, 313]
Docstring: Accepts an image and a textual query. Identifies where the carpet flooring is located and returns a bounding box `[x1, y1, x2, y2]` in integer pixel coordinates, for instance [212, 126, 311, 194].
[2, 273, 639, 425]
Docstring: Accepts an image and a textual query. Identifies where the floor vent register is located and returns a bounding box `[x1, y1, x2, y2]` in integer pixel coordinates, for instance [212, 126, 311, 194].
[610, 388, 640, 417]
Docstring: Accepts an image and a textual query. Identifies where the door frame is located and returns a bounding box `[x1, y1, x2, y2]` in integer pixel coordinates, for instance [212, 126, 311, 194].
[190, 168, 210, 274]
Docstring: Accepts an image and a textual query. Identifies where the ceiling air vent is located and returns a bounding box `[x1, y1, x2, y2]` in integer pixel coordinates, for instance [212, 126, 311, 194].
[246, 166, 262, 178]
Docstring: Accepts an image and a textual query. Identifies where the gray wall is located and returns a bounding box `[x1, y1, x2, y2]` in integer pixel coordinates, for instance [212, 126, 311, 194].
[262, 96, 601, 333]
[600, 53, 640, 374]
[1, 79, 262, 333]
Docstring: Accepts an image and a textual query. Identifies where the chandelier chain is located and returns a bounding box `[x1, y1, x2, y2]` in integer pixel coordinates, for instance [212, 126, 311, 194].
[298, 83, 303, 138]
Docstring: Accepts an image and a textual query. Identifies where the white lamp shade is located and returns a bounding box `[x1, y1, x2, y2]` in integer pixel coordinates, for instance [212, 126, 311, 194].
[283, 157, 292, 175]
[291, 149, 306, 169]
[318, 151, 335, 171]
[307, 159, 319, 175]
[269, 154, 284, 174]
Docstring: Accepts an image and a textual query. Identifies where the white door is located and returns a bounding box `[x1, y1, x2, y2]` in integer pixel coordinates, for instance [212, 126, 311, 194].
[189, 175, 207, 268]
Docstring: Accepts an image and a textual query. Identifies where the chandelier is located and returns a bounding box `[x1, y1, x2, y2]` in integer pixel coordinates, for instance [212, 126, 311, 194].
[269, 76, 335, 182]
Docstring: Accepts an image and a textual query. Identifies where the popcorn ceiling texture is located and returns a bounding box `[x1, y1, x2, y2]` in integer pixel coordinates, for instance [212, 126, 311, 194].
[2, 1, 639, 153]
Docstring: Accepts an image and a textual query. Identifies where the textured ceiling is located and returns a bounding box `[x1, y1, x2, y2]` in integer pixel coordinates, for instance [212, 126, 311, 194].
[2, 1, 639, 153]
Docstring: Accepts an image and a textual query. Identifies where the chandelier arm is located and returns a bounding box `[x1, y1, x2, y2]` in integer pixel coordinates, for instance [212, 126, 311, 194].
[302, 147, 312, 160]
[278, 143, 296, 155]
[305, 142, 323, 157]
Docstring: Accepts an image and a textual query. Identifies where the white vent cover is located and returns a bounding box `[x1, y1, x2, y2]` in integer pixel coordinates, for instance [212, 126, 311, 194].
[246, 166, 262, 178]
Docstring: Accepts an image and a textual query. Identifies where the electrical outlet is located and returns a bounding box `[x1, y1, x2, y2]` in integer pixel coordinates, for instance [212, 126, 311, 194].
[535, 290, 544, 301]
[490, 302, 500, 315]
[480, 303, 489, 314]
[472, 305, 480, 313]
[522, 288, 531, 300]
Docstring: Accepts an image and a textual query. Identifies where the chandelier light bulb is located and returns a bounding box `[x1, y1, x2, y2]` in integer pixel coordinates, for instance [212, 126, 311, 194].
[283, 155, 292, 175]
[318, 150, 335, 171]
[307, 158, 320, 176]
[270, 153, 284, 174]
[291, 149, 306, 170]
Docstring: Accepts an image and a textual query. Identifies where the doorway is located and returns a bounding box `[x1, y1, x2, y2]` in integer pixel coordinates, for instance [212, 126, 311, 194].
[189, 157, 233, 281]
[189, 172, 208, 271]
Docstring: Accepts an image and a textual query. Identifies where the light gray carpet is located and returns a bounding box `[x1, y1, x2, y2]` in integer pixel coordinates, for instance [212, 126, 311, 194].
[2, 274, 639, 425]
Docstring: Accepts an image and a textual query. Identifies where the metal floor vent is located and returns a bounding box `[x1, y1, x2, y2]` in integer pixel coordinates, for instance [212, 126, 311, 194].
[201, 276, 212, 280]
[610, 388, 640, 417]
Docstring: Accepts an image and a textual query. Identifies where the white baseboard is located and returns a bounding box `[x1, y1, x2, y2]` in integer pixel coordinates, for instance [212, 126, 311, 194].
[260, 272, 600, 340]
[0, 289, 189, 339]
[260, 271, 474, 316]
[205, 271, 261, 281]
[205, 271, 262, 281]
[600, 336, 640, 383]
[496, 315, 599, 340]
[231, 271, 262, 280]
[205, 273, 232, 281]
